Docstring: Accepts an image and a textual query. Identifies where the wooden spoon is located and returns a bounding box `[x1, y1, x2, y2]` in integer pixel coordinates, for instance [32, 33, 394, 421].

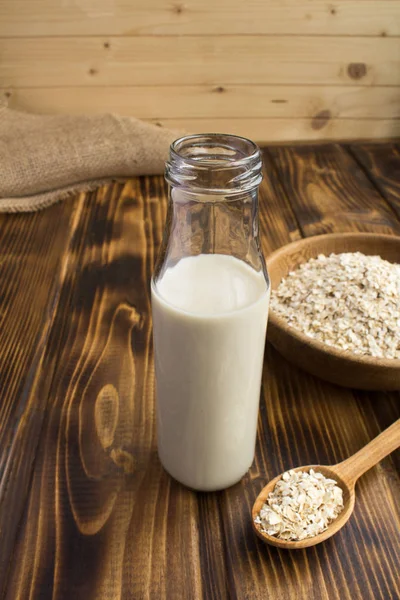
[252, 419, 400, 549]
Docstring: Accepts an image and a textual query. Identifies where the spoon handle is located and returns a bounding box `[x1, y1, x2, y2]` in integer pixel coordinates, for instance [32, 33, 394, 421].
[335, 419, 400, 486]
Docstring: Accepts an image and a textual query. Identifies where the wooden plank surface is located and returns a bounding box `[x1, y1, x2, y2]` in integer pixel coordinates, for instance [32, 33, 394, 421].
[148, 118, 400, 143]
[214, 144, 400, 599]
[4, 85, 400, 120]
[265, 144, 400, 236]
[0, 143, 399, 599]
[0, 0, 399, 37]
[1, 36, 398, 88]
[1, 1, 398, 144]
[2, 182, 212, 599]
[0, 199, 80, 584]
[151, 118, 400, 145]
[349, 143, 400, 219]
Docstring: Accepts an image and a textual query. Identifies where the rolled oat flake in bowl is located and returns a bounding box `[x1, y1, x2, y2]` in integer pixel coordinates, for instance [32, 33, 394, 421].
[271, 252, 400, 360]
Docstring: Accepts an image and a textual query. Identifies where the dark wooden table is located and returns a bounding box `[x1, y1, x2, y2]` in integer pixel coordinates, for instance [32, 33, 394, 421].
[0, 143, 399, 600]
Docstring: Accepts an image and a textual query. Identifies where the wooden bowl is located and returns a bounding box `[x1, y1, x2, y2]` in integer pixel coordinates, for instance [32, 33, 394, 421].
[266, 233, 400, 390]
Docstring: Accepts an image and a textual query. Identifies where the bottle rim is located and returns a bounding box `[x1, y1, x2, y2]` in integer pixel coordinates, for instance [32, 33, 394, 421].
[165, 133, 263, 195]
[170, 133, 260, 166]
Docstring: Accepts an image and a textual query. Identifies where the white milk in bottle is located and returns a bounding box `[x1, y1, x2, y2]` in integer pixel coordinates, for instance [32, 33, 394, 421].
[152, 253, 269, 491]
[152, 134, 270, 491]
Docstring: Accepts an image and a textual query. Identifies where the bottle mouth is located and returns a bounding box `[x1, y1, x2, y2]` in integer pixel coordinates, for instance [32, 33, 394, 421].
[165, 133, 263, 195]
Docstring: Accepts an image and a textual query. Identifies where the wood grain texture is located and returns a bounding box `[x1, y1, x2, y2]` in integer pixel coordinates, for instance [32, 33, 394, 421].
[0, 143, 399, 600]
[146, 118, 400, 143]
[3, 85, 400, 120]
[265, 143, 400, 236]
[2, 181, 210, 600]
[2, 104, 400, 143]
[1, 1, 398, 142]
[1, 0, 399, 37]
[348, 143, 400, 219]
[1, 36, 398, 88]
[211, 144, 400, 600]
[0, 199, 80, 586]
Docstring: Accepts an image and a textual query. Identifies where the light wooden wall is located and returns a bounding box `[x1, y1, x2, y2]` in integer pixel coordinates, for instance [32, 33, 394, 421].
[1, 0, 400, 142]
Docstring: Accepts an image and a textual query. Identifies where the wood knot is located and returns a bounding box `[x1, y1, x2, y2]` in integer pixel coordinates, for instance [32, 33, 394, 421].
[330, 6, 337, 15]
[95, 384, 119, 449]
[381, 30, 387, 37]
[88, 67, 98, 76]
[172, 3, 184, 13]
[104, 41, 110, 49]
[115, 303, 142, 328]
[311, 109, 332, 130]
[347, 63, 367, 80]
[4, 91, 11, 99]
[213, 86, 225, 93]
[110, 448, 135, 474]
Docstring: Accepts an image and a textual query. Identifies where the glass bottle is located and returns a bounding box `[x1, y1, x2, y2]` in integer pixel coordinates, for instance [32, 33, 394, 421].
[151, 134, 270, 491]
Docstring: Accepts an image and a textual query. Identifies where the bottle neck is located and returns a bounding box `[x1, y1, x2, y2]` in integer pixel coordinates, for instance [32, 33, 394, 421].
[156, 187, 264, 277]
[153, 134, 267, 283]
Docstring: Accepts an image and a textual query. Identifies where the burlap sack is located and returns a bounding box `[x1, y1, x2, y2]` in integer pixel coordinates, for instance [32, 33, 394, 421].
[0, 103, 180, 212]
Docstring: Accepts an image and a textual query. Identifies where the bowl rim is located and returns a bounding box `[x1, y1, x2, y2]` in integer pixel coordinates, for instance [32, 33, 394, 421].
[266, 232, 400, 370]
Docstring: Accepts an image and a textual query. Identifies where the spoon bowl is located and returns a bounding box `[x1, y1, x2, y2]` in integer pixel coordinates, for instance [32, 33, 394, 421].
[252, 419, 400, 550]
[252, 464, 354, 549]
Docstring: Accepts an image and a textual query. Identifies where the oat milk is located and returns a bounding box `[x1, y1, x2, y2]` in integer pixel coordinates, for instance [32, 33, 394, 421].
[151, 253, 269, 491]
